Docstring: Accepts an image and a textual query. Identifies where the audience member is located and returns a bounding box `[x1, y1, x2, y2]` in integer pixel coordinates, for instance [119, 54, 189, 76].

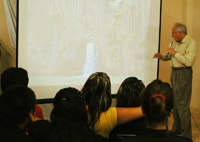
[28, 87, 109, 142]
[81, 72, 144, 138]
[122, 79, 193, 142]
[109, 77, 146, 139]
[1, 67, 44, 119]
[0, 85, 36, 142]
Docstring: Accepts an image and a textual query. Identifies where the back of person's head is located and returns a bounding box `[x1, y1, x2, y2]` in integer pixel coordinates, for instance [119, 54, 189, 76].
[142, 79, 173, 126]
[0, 85, 36, 125]
[116, 77, 145, 107]
[1, 67, 29, 92]
[51, 87, 88, 126]
[81, 72, 112, 124]
[46, 87, 107, 142]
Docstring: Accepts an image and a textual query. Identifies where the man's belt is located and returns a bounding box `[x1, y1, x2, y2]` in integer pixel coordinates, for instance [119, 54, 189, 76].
[171, 67, 191, 71]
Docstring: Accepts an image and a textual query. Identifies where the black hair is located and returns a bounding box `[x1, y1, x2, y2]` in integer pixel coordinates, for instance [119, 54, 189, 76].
[49, 87, 106, 142]
[81, 72, 112, 125]
[0, 85, 36, 124]
[116, 77, 145, 107]
[142, 79, 173, 126]
[1, 67, 29, 91]
[51, 87, 88, 126]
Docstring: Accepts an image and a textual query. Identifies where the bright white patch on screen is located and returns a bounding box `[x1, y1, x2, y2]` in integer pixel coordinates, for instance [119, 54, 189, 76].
[83, 43, 96, 76]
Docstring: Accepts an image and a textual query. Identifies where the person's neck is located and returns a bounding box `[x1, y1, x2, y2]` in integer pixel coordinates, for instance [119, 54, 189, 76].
[17, 117, 29, 131]
[147, 123, 167, 130]
[179, 34, 187, 43]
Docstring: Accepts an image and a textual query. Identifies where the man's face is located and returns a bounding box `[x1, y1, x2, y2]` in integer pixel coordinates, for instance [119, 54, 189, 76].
[172, 26, 182, 42]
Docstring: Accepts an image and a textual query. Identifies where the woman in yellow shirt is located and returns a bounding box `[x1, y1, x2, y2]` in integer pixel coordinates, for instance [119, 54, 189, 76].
[81, 72, 144, 138]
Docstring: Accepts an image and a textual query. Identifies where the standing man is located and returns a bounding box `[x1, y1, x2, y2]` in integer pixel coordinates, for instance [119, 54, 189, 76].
[153, 22, 197, 139]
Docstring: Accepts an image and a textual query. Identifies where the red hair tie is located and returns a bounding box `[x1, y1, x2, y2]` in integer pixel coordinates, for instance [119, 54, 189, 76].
[150, 94, 165, 109]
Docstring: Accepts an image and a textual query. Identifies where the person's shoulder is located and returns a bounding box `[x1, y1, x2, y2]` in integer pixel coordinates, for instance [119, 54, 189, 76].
[171, 137, 193, 142]
[94, 134, 110, 142]
[18, 136, 37, 142]
[185, 35, 196, 43]
[0, 133, 37, 142]
[28, 120, 51, 135]
[179, 137, 193, 142]
[35, 104, 44, 119]
[168, 132, 193, 142]
[121, 135, 144, 142]
[172, 136, 193, 142]
[122, 136, 192, 142]
[35, 104, 42, 110]
[109, 107, 117, 111]
[103, 107, 117, 115]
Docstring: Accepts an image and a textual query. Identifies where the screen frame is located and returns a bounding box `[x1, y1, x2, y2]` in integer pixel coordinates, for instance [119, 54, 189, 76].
[16, 0, 163, 102]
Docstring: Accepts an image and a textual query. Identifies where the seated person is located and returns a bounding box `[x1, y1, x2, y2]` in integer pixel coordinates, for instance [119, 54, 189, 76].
[81, 72, 144, 138]
[1, 67, 44, 119]
[28, 87, 109, 142]
[122, 79, 193, 142]
[109, 77, 146, 139]
[0, 85, 36, 142]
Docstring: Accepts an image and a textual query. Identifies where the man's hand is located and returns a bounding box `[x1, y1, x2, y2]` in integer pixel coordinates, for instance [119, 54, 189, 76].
[153, 53, 162, 59]
[167, 48, 177, 55]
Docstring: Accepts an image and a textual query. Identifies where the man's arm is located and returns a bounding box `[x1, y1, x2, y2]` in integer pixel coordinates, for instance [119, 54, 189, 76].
[174, 41, 197, 66]
[153, 53, 171, 61]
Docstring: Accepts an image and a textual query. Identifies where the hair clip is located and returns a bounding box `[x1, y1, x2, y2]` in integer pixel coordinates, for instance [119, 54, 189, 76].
[150, 94, 165, 109]
[62, 98, 66, 101]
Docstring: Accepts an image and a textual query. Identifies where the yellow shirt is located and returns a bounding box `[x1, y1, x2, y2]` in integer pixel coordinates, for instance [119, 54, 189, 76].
[94, 107, 117, 138]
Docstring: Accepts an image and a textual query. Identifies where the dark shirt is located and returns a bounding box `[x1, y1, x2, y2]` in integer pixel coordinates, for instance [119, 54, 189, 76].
[29, 119, 110, 142]
[0, 116, 36, 142]
[109, 117, 146, 139]
[122, 128, 193, 142]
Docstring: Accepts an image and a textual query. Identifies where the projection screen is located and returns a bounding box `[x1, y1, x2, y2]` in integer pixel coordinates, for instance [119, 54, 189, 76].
[18, 0, 161, 99]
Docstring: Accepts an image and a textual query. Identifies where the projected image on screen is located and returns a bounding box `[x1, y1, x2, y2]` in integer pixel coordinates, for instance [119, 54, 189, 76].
[18, 0, 161, 99]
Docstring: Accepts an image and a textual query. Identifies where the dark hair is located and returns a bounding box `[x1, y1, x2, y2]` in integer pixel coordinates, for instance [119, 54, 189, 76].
[0, 85, 36, 124]
[116, 77, 145, 107]
[47, 118, 90, 142]
[142, 79, 173, 126]
[51, 87, 88, 126]
[49, 87, 107, 142]
[81, 72, 112, 125]
[1, 67, 29, 91]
